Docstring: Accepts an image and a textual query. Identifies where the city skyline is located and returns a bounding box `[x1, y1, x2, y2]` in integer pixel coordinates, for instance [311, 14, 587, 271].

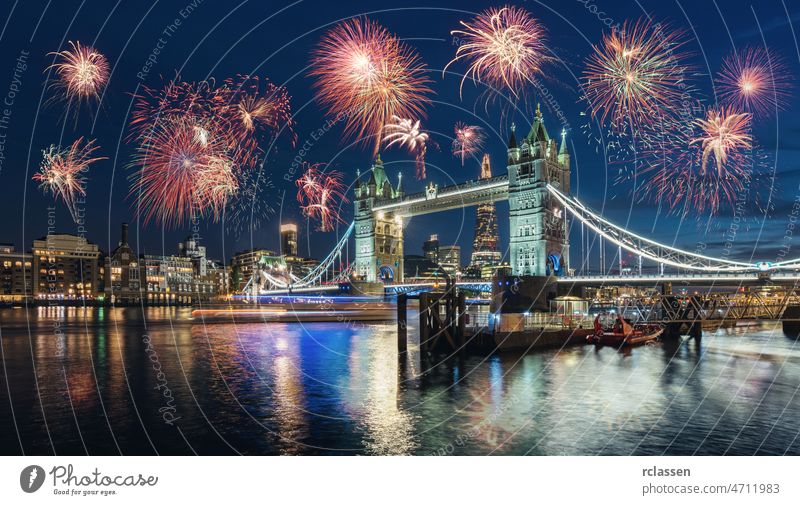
[0, 1, 798, 267]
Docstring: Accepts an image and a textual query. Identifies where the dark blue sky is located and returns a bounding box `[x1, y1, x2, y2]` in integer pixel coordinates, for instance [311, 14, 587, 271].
[0, 0, 798, 268]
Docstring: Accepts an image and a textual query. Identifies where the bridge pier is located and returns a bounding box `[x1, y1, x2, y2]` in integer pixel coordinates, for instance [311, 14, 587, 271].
[782, 305, 800, 338]
[417, 290, 466, 355]
[397, 293, 407, 355]
[419, 293, 430, 354]
[688, 322, 702, 340]
[663, 322, 682, 339]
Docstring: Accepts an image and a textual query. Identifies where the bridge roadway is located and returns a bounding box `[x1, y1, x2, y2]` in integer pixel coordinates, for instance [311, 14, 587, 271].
[256, 272, 800, 296]
[557, 272, 800, 287]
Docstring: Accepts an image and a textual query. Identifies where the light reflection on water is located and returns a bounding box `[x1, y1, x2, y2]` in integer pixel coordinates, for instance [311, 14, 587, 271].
[0, 307, 799, 455]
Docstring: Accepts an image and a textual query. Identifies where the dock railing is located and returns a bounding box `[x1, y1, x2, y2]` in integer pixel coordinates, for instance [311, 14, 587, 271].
[464, 309, 591, 332]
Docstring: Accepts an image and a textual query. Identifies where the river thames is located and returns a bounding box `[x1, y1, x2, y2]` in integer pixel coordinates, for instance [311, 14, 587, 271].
[1, 306, 799, 455]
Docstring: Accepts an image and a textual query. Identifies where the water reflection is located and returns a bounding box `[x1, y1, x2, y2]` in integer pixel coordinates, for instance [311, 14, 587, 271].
[1, 307, 799, 455]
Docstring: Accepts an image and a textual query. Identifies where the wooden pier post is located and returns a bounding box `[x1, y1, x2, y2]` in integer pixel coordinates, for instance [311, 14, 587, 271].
[419, 292, 429, 354]
[397, 293, 407, 355]
[457, 292, 466, 354]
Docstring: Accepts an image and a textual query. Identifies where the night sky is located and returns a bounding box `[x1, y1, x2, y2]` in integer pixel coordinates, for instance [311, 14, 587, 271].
[0, 0, 799, 268]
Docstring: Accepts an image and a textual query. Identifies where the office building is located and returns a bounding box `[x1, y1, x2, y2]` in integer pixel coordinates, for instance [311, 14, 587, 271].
[32, 234, 101, 299]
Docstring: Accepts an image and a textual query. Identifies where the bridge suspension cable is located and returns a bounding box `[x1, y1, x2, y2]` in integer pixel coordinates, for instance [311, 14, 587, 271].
[547, 184, 757, 272]
[241, 222, 355, 293]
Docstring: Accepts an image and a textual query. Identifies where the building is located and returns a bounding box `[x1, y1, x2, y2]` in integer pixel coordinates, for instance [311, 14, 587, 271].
[285, 256, 320, 280]
[104, 223, 143, 304]
[438, 245, 461, 277]
[32, 234, 101, 300]
[403, 254, 446, 282]
[507, 104, 570, 276]
[230, 248, 278, 292]
[420, 234, 460, 277]
[422, 234, 439, 262]
[0, 244, 33, 302]
[177, 236, 208, 277]
[208, 261, 231, 298]
[280, 223, 298, 257]
[353, 155, 405, 283]
[481, 262, 511, 280]
[141, 254, 216, 304]
[469, 154, 502, 274]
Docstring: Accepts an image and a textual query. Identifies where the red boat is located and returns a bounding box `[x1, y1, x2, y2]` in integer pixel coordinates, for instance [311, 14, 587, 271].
[588, 315, 664, 346]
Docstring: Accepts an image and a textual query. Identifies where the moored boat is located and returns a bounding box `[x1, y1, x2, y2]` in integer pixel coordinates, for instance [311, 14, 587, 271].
[588, 315, 663, 346]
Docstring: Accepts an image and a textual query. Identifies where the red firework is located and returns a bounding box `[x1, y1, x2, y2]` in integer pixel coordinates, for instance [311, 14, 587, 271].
[309, 17, 433, 155]
[130, 76, 293, 168]
[638, 108, 753, 216]
[129, 117, 237, 227]
[129, 79, 220, 142]
[582, 19, 691, 130]
[128, 76, 294, 227]
[296, 163, 349, 231]
[33, 138, 106, 221]
[446, 5, 549, 98]
[716, 46, 792, 117]
[47, 41, 109, 113]
[220, 75, 296, 167]
[452, 122, 486, 166]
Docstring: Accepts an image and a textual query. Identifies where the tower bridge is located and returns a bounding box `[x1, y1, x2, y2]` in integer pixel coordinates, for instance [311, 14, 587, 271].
[353, 105, 570, 284]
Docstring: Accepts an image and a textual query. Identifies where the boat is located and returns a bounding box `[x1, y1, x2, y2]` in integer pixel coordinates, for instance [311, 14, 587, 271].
[190, 298, 394, 323]
[587, 315, 664, 347]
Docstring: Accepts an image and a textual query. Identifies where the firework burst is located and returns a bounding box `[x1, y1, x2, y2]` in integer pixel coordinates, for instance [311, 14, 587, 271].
[47, 41, 110, 115]
[296, 163, 349, 232]
[129, 79, 220, 142]
[221, 75, 296, 167]
[309, 17, 433, 155]
[637, 108, 753, 216]
[691, 106, 752, 176]
[128, 76, 294, 227]
[129, 117, 237, 227]
[33, 138, 106, 221]
[582, 19, 691, 131]
[224, 168, 275, 239]
[130, 76, 294, 169]
[383, 115, 430, 179]
[716, 46, 791, 117]
[452, 122, 485, 166]
[446, 5, 549, 98]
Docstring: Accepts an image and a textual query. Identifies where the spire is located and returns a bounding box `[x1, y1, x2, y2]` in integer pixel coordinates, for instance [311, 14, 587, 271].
[559, 128, 568, 155]
[355, 168, 362, 188]
[480, 153, 492, 179]
[370, 153, 389, 193]
[508, 122, 518, 149]
[396, 171, 403, 194]
[528, 104, 549, 142]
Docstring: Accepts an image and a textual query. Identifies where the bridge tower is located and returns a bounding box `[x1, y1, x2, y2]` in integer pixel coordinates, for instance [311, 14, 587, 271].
[353, 155, 405, 283]
[507, 104, 570, 277]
